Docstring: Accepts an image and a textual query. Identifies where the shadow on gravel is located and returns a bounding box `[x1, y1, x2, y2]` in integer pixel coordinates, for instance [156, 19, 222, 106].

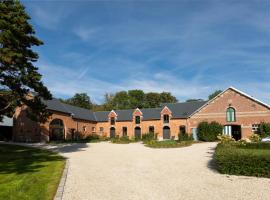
[206, 146, 218, 173]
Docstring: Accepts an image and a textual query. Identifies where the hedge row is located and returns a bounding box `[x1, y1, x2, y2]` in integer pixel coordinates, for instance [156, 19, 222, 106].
[215, 142, 270, 178]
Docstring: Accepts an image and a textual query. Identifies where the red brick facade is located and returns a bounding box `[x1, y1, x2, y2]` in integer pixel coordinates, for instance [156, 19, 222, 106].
[12, 87, 270, 142]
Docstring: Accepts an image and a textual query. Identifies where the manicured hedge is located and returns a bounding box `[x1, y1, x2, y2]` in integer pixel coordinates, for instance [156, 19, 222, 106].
[215, 143, 270, 178]
[259, 122, 270, 137]
[197, 121, 223, 141]
[144, 140, 192, 148]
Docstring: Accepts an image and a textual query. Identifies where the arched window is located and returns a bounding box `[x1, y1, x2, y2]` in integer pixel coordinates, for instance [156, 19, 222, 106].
[226, 107, 236, 122]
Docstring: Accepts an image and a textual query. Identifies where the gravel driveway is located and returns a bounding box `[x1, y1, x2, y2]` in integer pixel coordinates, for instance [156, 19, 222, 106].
[56, 142, 270, 200]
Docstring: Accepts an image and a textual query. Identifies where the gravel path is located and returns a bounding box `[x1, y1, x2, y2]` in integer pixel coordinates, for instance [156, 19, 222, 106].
[56, 142, 270, 200]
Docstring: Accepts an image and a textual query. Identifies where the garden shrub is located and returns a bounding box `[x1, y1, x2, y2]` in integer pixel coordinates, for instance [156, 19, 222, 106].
[85, 133, 100, 141]
[197, 121, 223, 141]
[144, 140, 192, 148]
[215, 142, 270, 178]
[111, 135, 132, 144]
[249, 134, 261, 143]
[142, 132, 155, 142]
[259, 122, 270, 137]
[178, 132, 193, 141]
[217, 134, 235, 143]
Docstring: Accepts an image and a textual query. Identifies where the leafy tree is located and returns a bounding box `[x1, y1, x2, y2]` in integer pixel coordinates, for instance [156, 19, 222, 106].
[103, 93, 114, 111]
[159, 92, 177, 103]
[197, 121, 223, 141]
[144, 92, 161, 108]
[113, 91, 129, 109]
[128, 90, 145, 108]
[0, 1, 52, 122]
[208, 90, 222, 100]
[64, 93, 93, 109]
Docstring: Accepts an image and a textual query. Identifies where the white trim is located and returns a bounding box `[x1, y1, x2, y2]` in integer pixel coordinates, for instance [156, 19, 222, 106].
[161, 106, 172, 114]
[133, 108, 143, 116]
[189, 86, 270, 118]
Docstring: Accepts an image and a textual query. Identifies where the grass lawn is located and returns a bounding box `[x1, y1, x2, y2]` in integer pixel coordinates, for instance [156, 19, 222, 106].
[0, 144, 66, 200]
[144, 140, 193, 148]
[215, 142, 270, 178]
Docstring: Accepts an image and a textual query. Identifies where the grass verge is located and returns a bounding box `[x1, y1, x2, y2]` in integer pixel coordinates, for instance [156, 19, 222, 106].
[215, 142, 270, 178]
[0, 144, 65, 200]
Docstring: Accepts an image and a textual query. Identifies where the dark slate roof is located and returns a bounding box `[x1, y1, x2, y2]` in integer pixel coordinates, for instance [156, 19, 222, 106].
[162, 101, 207, 118]
[141, 108, 162, 120]
[94, 111, 110, 122]
[43, 98, 96, 121]
[43, 98, 207, 122]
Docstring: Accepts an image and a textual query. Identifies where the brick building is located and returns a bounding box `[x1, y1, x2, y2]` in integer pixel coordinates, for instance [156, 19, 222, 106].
[13, 87, 270, 142]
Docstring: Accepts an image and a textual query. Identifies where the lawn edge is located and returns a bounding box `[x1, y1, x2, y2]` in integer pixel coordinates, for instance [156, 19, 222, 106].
[54, 159, 69, 200]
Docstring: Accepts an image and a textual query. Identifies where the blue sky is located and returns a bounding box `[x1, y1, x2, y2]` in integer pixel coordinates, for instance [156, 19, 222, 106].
[23, 0, 270, 104]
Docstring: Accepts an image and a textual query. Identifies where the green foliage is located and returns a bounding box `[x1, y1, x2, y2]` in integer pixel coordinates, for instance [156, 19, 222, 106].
[101, 90, 178, 111]
[259, 122, 270, 137]
[215, 142, 270, 178]
[142, 132, 155, 141]
[217, 134, 235, 143]
[208, 90, 222, 100]
[144, 140, 192, 148]
[178, 133, 193, 141]
[111, 135, 133, 144]
[63, 93, 93, 109]
[197, 121, 223, 141]
[0, 1, 52, 122]
[249, 134, 261, 143]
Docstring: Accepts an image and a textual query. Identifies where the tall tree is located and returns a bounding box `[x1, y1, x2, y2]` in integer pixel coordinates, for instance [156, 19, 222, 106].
[144, 92, 161, 108]
[128, 90, 145, 108]
[0, 1, 52, 122]
[208, 90, 222, 100]
[160, 92, 177, 103]
[113, 91, 129, 110]
[64, 93, 93, 109]
[103, 93, 114, 111]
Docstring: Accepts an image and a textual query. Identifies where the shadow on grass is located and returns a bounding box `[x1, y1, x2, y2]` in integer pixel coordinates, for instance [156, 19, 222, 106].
[0, 144, 65, 175]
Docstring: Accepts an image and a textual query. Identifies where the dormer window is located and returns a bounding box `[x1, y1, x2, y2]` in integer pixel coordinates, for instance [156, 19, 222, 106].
[135, 116, 140, 124]
[111, 117, 115, 125]
[226, 107, 236, 122]
[163, 114, 169, 123]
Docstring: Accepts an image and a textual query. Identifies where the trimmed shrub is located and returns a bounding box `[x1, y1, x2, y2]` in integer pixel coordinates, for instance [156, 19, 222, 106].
[144, 140, 192, 148]
[259, 122, 270, 137]
[197, 121, 223, 141]
[85, 133, 100, 141]
[111, 135, 133, 144]
[249, 134, 261, 143]
[217, 134, 235, 144]
[178, 133, 193, 141]
[215, 142, 270, 178]
[142, 132, 155, 142]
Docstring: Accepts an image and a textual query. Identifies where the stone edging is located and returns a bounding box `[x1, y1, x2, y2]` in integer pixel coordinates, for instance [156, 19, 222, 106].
[54, 159, 69, 200]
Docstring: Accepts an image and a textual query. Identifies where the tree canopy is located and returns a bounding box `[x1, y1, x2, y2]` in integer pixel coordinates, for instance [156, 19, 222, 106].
[0, 1, 52, 122]
[62, 93, 93, 110]
[208, 90, 222, 100]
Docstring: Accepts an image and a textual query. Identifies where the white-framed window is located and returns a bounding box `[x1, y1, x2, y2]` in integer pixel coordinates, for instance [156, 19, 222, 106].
[99, 127, 104, 132]
[163, 114, 169, 123]
[252, 124, 259, 133]
[92, 127, 96, 133]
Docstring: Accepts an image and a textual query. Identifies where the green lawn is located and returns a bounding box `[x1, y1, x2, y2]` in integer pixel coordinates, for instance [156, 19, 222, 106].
[215, 142, 270, 178]
[0, 144, 66, 200]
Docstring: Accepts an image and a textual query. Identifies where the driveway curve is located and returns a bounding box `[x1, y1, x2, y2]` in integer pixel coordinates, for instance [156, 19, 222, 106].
[57, 142, 270, 200]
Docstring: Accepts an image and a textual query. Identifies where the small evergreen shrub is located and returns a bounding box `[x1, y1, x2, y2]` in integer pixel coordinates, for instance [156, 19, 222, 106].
[144, 140, 192, 148]
[142, 132, 155, 141]
[259, 122, 270, 137]
[197, 121, 223, 141]
[178, 133, 193, 141]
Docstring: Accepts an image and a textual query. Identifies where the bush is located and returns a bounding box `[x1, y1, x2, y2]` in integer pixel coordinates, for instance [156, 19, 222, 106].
[144, 140, 192, 148]
[111, 135, 132, 144]
[197, 121, 223, 141]
[85, 133, 100, 141]
[217, 134, 235, 143]
[215, 142, 270, 178]
[259, 122, 270, 137]
[249, 134, 261, 143]
[178, 133, 193, 141]
[142, 132, 155, 141]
